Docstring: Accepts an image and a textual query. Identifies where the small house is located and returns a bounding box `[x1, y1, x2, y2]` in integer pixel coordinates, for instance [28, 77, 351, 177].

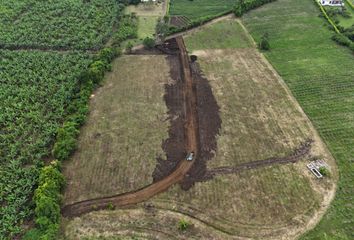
[320, 0, 345, 6]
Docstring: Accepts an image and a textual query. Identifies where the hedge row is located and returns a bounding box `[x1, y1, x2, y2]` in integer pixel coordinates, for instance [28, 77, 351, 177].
[23, 161, 64, 240]
[22, 46, 118, 240]
[332, 33, 354, 51]
[233, 0, 277, 17]
[314, 0, 341, 33]
[23, 12, 138, 239]
[166, 0, 278, 36]
[314, 0, 354, 53]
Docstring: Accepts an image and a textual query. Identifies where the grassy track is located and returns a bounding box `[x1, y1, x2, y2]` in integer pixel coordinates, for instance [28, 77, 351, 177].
[169, 0, 235, 20]
[63, 55, 170, 204]
[243, 0, 354, 238]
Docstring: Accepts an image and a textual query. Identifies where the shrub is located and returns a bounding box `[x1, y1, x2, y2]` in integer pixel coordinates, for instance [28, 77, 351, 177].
[107, 203, 115, 210]
[143, 37, 155, 49]
[178, 219, 190, 231]
[332, 33, 351, 47]
[126, 41, 134, 53]
[319, 167, 330, 177]
[233, 0, 277, 17]
[52, 122, 79, 161]
[259, 33, 270, 50]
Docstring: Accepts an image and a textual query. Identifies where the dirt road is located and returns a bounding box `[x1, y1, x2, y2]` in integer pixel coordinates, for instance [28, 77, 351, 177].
[62, 36, 199, 217]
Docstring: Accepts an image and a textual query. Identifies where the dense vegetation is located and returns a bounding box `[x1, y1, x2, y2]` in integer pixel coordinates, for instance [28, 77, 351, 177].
[0, 0, 118, 50]
[0, 0, 130, 238]
[169, 0, 236, 20]
[243, 0, 354, 238]
[23, 47, 117, 240]
[0, 50, 90, 239]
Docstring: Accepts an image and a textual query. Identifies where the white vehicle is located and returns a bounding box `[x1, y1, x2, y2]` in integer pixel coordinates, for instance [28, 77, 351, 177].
[186, 152, 194, 161]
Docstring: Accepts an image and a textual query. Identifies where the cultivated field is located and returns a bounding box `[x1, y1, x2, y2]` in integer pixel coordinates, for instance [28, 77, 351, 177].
[243, 0, 354, 238]
[63, 55, 171, 204]
[169, 0, 235, 20]
[62, 19, 336, 240]
[0, 0, 118, 50]
[0, 1, 119, 237]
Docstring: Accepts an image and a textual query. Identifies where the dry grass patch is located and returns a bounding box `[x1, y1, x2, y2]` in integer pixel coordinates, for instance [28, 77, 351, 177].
[63, 55, 171, 204]
[62, 49, 336, 240]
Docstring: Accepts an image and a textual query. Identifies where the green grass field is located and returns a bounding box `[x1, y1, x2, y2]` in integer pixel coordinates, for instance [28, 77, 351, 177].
[243, 0, 354, 239]
[137, 16, 158, 39]
[169, 0, 235, 20]
[185, 18, 253, 50]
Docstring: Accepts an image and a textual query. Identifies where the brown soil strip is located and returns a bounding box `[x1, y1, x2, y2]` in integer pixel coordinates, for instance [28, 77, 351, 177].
[205, 139, 314, 179]
[180, 60, 222, 189]
[152, 54, 186, 181]
[61, 36, 199, 218]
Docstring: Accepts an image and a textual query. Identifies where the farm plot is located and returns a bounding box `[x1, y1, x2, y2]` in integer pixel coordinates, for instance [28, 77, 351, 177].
[242, 0, 354, 239]
[0, 0, 118, 50]
[63, 55, 171, 204]
[0, 50, 90, 238]
[169, 0, 235, 20]
[62, 20, 336, 239]
[125, 1, 165, 39]
[185, 18, 253, 50]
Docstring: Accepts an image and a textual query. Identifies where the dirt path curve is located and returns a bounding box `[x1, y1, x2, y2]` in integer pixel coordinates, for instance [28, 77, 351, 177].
[131, 13, 235, 52]
[62, 36, 199, 218]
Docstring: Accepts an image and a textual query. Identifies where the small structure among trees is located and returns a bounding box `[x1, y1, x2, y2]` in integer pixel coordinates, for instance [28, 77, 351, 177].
[320, 0, 344, 6]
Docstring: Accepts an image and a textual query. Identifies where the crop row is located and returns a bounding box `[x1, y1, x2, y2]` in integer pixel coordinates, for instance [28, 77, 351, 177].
[0, 0, 119, 50]
[0, 50, 91, 239]
[243, 0, 354, 238]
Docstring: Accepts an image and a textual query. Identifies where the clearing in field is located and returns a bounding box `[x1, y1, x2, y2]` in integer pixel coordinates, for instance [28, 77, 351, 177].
[63, 55, 170, 204]
[125, 1, 166, 39]
[243, 0, 354, 238]
[62, 19, 336, 240]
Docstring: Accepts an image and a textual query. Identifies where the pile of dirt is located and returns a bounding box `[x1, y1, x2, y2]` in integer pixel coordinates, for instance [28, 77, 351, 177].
[152, 47, 222, 190]
[155, 38, 180, 55]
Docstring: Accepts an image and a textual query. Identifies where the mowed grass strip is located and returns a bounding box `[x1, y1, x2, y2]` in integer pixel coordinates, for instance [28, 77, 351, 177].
[63, 55, 170, 204]
[169, 0, 235, 20]
[243, 0, 354, 238]
[185, 19, 253, 50]
[137, 16, 159, 39]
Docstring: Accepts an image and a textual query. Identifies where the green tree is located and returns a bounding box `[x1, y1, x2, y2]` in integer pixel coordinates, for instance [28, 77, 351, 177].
[143, 37, 155, 49]
[259, 33, 270, 50]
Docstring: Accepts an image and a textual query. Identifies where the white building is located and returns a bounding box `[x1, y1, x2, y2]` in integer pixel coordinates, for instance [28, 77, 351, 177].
[320, 0, 344, 6]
